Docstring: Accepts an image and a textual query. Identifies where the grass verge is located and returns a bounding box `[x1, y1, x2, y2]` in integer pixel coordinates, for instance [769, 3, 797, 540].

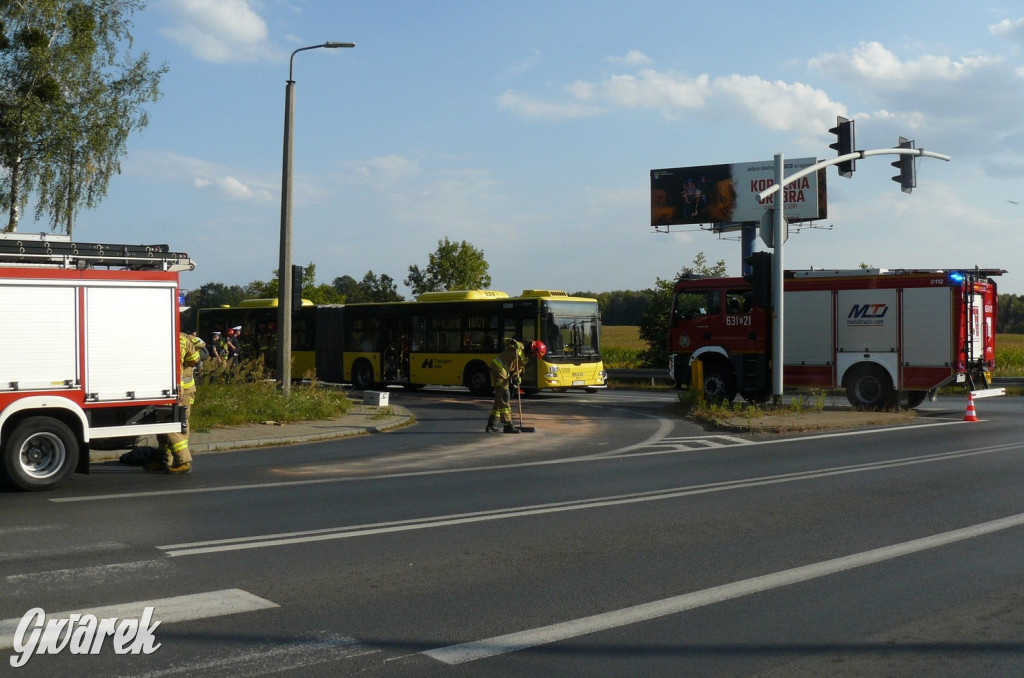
[191, 358, 352, 432]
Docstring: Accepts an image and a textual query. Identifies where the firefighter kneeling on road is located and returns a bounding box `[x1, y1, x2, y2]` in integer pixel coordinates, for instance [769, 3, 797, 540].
[145, 331, 201, 474]
[486, 339, 545, 434]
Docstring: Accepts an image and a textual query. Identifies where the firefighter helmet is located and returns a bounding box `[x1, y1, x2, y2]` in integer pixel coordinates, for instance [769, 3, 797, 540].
[530, 340, 547, 358]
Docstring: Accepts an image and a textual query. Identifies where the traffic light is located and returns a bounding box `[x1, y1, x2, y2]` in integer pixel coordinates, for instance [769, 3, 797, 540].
[828, 116, 856, 177]
[742, 251, 772, 308]
[291, 264, 304, 311]
[891, 137, 916, 194]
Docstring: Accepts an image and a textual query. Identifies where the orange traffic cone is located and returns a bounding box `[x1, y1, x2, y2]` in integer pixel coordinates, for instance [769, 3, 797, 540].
[963, 393, 979, 422]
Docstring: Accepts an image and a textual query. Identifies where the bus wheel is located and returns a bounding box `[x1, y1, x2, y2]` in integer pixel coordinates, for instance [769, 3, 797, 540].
[465, 362, 493, 396]
[2, 417, 79, 492]
[351, 359, 375, 390]
[846, 365, 896, 410]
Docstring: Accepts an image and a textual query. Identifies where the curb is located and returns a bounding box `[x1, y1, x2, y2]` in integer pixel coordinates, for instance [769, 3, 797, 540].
[89, 404, 414, 461]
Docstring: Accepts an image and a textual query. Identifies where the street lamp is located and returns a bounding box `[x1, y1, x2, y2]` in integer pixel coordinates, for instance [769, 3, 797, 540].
[278, 41, 354, 396]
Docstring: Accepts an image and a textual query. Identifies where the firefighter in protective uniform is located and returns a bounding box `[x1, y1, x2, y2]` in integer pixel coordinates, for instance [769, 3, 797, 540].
[487, 339, 524, 433]
[146, 332, 201, 474]
[486, 339, 546, 433]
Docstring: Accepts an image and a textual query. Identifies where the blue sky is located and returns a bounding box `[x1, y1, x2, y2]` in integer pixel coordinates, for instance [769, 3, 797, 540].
[54, 1, 1024, 296]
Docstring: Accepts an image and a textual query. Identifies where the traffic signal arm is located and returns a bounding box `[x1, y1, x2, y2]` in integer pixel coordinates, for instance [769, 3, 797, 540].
[756, 148, 951, 202]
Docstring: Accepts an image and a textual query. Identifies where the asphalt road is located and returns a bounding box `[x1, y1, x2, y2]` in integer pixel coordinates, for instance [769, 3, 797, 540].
[2, 390, 1023, 676]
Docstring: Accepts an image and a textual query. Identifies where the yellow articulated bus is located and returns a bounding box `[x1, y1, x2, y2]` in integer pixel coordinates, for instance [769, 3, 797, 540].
[195, 298, 317, 376]
[315, 290, 607, 394]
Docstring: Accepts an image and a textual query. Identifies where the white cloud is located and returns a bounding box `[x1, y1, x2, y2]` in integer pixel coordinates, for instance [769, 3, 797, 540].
[991, 18, 1024, 44]
[500, 67, 841, 136]
[808, 41, 1002, 89]
[496, 90, 603, 121]
[127, 150, 275, 202]
[606, 50, 652, 67]
[714, 75, 840, 133]
[160, 0, 281, 63]
[598, 70, 711, 113]
[499, 37, 1024, 163]
[506, 49, 543, 77]
[194, 175, 270, 201]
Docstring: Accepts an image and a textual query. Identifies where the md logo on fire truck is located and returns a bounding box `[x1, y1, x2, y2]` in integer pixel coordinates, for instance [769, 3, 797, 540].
[847, 303, 889, 327]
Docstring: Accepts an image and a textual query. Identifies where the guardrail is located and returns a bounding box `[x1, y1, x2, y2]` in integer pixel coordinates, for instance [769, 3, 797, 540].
[605, 368, 674, 385]
[605, 369, 1024, 389]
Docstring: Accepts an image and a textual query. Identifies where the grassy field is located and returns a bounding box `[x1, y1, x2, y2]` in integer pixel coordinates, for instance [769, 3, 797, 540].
[600, 326, 645, 368]
[602, 327, 1024, 377]
[996, 334, 1024, 377]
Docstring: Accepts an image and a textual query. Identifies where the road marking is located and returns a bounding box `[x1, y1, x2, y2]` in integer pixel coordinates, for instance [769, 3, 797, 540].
[5, 558, 176, 590]
[0, 589, 278, 651]
[638, 434, 750, 454]
[423, 510, 1024, 665]
[125, 634, 378, 677]
[54, 418, 970, 504]
[157, 442, 1024, 557]
[0, 541, 128, 564]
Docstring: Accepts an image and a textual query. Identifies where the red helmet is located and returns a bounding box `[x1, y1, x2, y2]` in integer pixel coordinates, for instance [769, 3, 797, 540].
[530, 340, 547, 358]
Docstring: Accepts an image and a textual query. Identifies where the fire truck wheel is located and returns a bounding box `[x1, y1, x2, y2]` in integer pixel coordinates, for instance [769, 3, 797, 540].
[2, 417, 79, 492]
[845, 365, 896, 411]
[702, 360, 738, 404]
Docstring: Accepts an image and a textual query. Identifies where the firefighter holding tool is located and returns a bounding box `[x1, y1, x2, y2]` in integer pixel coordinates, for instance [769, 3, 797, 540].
[487, 338, 526, 434]
[486, 339, 547, 433]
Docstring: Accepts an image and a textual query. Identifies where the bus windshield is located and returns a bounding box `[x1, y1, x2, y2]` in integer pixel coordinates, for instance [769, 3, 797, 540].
[542, 300, 601, 361]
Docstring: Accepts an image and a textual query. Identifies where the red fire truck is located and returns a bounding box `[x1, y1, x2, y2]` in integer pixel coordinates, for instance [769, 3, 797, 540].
[669, 257, 1003, 409]
[0, 233, 194, 491]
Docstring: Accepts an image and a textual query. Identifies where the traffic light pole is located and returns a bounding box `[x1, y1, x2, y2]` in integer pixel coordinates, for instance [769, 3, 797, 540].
[771, 154, 785, 404]
[757, 146, 951, 402]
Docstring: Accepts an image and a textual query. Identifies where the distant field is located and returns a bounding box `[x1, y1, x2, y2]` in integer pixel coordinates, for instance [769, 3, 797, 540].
[602, 325, 644, 350]
[600, 326, 645, 368]
[997, 334, 1024, 376]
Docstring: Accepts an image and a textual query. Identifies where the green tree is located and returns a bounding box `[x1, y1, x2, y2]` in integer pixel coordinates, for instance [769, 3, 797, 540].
[240, 262, 343, 304]
[332, 270, 404, 303]
[404, 237, 491, 295]
[573, 289, 650, 325]
[0, 0, 166, 233]
[637, 252, 726, 368]
[997, 293, 1024, 334]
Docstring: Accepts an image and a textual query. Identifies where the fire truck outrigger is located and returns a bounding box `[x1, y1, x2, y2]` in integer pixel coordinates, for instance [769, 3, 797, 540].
[0, 233, 194, 491]
[669, 256, 1005, 409]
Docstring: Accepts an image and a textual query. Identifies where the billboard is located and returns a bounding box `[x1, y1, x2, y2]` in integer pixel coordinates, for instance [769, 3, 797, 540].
[651, 158, 827, 227]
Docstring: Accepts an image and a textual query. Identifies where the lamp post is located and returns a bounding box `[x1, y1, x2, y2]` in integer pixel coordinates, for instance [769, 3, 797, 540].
[278, 41, 354, 396]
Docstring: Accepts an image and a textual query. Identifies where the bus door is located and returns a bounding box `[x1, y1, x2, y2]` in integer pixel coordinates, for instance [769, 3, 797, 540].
[502, 315, 538, 390]
[381, 317, 409, 383]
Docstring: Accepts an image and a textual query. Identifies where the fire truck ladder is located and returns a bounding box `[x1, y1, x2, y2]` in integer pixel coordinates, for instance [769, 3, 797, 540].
[0, 234, 194, 272]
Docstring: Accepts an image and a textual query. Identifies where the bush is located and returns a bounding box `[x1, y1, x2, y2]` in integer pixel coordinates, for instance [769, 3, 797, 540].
[191, 358, 352, 431]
